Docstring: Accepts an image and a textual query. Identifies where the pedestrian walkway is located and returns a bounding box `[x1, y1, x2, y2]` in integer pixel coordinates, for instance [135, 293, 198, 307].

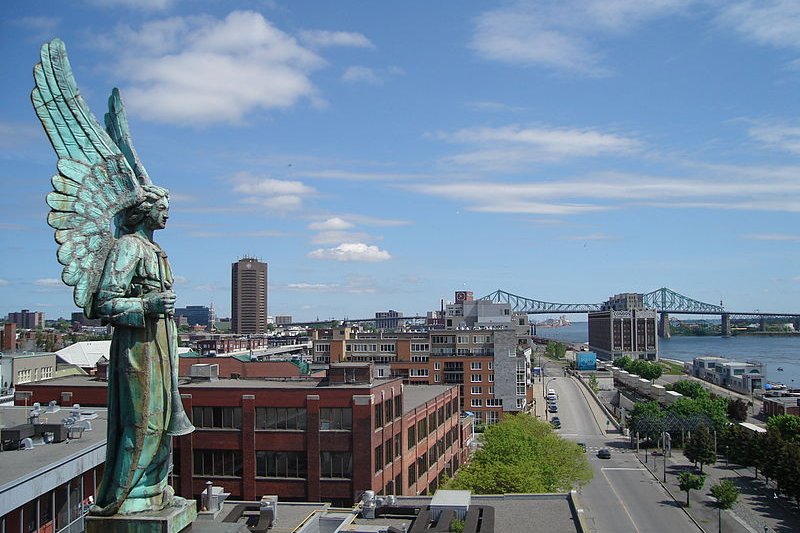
[637, 447, 800, 532]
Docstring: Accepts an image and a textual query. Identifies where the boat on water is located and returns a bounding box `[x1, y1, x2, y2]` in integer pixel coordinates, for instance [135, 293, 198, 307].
[777, 367, 784, 371]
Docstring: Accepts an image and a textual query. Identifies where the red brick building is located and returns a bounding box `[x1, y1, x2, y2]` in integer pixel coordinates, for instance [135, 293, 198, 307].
[15, 364, 465, 507]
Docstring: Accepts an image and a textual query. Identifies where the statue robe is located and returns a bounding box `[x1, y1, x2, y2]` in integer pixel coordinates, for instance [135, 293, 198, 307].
[91, 233, 177, 515]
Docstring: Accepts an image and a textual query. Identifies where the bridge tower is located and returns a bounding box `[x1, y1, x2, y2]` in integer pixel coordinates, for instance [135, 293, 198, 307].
[658, 312, 671, 339]
[721, 313, 731, 337]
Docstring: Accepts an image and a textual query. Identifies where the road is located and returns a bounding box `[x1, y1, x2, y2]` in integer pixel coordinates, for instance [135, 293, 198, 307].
[540, 366, 701, 532]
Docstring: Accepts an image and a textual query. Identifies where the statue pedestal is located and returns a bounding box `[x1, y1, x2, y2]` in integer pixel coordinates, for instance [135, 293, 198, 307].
[85, 497, 197, 533]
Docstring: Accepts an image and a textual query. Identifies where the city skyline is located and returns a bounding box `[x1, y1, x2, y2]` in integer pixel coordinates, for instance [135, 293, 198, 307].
[2, 1, 800, 321]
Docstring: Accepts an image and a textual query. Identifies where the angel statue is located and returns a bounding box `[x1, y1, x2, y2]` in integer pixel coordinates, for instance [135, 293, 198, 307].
[31, 38, 195, 516]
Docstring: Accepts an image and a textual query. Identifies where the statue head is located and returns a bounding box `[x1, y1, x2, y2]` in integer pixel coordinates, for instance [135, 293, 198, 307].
[120, 184, 170, 233]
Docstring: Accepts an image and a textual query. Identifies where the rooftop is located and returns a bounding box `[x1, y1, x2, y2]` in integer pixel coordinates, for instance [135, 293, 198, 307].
[0, 406, 107, 516]
[402, 385, 456, 412]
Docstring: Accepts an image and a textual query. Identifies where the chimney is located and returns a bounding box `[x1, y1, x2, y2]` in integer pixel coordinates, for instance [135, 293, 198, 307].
[2, 323, 16, 352]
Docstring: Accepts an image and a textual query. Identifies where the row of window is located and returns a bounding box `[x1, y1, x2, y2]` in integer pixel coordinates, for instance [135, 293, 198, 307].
[194, 450, 353, 479]
[374, 432, 403, 470]
[408, 426, 459, 485]
[374, 395, 403, 430]
[192, 407, 353, 431]
[407, 397, 459, 450]
[15, 366, 54, 384]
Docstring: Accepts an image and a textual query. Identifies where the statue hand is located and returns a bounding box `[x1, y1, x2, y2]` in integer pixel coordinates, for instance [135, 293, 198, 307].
[143, 291, 176, 317]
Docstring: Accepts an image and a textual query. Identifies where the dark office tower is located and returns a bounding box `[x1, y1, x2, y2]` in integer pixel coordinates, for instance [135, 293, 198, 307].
[231, 257, 268, 334]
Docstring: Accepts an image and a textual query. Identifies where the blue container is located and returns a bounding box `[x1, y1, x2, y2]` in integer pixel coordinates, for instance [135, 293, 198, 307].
[576, 352, 597, 371]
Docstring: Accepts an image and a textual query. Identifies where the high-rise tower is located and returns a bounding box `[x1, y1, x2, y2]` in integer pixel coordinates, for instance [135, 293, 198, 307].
[231, 257, 268, 334]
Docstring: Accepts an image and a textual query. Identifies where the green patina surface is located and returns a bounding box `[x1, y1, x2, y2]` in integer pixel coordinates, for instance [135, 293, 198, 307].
[32, 38, 195, 517]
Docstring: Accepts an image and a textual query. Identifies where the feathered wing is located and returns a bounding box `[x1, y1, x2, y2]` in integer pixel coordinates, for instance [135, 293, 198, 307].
[31, 38, 141, 317]
[105, 88, 151, 186]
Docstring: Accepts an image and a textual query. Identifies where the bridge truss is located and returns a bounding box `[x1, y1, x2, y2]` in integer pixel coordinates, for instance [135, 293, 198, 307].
[483, 287, 725, 314]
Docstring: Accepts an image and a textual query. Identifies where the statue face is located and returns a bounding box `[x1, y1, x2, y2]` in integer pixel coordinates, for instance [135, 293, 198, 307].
[146, 196, 170, 230]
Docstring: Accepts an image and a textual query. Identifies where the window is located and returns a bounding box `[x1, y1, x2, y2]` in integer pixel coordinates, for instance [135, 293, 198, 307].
[256, 451, 307, 478]
[488, 362, 494, 370]
[255, 407, 306, 430]
[457, 335, 469, 344]
[411, 343, 430, 352]
[409, 368, 429, 377]
[394, 434, 402, 458]
[428, 413, 436, 432]
[438, 407, 445, 426]
[486, 412, 500, 425]
[193, 407, 242, 429]
[516, 398, 526, 409]
[384, 438, 393, 465]
[486, 398, 502, 407]
[488, 373, 494, 382]
[417, 454, 427, 475]
[193, 450, 242, 477]
[471, 386, 482, 395]
[375, 403, 384, 429]
[408, 426, 416, 449]
[471, 374, 482, 383]
[408, 463, 417, 484]
[375, 445, 383, 470]
[417, 418, 427, 441]
[395, 395, 403, 418]
[320, 407, 352, 430]
[434, 374, 441, 382]
[470, 361, 482, 370]
[385, 399, 394, 424]
[315, 344, 330, 352]
[471, 399, 483, 408]
[380, 344, 395, 352]
[434, 362, 441, 371]
[488, 386, 495, 395]
[321, 452, 353, 478]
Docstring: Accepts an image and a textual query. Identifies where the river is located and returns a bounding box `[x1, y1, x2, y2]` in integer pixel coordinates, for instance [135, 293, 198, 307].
[537, 322, 800, 388]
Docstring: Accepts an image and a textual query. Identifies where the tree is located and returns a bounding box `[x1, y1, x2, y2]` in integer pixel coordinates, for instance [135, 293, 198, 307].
[445, 413, 592, 493]
[545, 341, 567, 360]
[677, 471, 706, 507]
[726, 399, 748, 423]
[684, 425, 716, 473]
[588, 374, 600, 393]
[710, 480, 740, 533]
[669, 380, 707, 399]
[766, 414, 800, 442]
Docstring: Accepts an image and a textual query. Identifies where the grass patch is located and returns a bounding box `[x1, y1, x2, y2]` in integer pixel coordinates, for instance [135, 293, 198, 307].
[659, 360, 685, 375]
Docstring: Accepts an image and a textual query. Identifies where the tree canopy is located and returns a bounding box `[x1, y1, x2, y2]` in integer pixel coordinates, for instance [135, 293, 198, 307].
[445, 414, 592, 494]
[766, 414, 800, 442]
[684, 425, 716, 473]
[677, 471, 706, 507]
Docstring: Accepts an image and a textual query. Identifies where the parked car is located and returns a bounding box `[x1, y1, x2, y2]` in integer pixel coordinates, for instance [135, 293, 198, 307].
[550, 417, 561, 429]
[548, 404, 558, 413]
[597, 448, 611, 459]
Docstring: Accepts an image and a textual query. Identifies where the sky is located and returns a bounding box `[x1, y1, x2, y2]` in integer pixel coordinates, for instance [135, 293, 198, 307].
[2, 0, 800, 322]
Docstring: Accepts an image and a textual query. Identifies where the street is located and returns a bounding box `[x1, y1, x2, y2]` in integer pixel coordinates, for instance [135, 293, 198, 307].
[538, 365, 701, 532]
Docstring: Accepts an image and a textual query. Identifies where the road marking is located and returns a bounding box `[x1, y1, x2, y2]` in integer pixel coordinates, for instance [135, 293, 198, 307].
[601, 467, 647, 471]
[600, 467, 642, 533]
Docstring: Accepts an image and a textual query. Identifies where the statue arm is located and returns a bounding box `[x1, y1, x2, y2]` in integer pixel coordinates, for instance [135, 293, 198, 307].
[95, 239, 146, 328]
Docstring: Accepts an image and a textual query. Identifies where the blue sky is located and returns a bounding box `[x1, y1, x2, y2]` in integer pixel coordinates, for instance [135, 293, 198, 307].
[2, 0, 800, 322]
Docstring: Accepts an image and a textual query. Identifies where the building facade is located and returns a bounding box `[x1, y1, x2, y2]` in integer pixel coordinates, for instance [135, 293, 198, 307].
[0, 352, 56, 390]
[231, 258, 268, 334]
[175, 305, 216, 329]
[375, 310, 403, 329]
[6, 310, 44, 330]
[690, 356, 764, 394]
[15, 366, 464, 508]
[588, 293, 658, 361]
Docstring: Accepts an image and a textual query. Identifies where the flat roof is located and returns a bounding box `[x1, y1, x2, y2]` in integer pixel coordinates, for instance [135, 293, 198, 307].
[402, 385, 457, 413]
[0, 406, 108, 516]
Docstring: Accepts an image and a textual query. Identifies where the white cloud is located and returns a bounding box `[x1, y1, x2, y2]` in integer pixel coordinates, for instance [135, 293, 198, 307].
[34, 278, 63, 287]
[471, 1, 692, 75]
[88, 0, 174, 10]
[716, 1, 800, 51]
[299, 30, 374, 49]
[102, 11, 325, 124]
[308, 217, 354, 231]
[409, 166, 800, 214]
[287, 282, 340, 291]
[341, 65, 403, 84]
[0, 279, 8, 286]
[748, 123, 800, 154]
[232, 172, 316, 211]
[308, 243, 391, 262]
[311, 230, 372, 245]
[741, 233, 800, 241]
[437, 125, 641, 169]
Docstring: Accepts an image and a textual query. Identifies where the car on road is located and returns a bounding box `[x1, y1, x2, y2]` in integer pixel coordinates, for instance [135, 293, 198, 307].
[597, 448, 611, 459]
[548, 404, 558, 413]
[550, 417, 561, 429]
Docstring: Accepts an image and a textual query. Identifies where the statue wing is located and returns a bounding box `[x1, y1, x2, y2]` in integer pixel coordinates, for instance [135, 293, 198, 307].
[31, 38, 141, 316]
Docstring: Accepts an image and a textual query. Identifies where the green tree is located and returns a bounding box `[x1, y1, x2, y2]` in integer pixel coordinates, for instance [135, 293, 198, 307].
[726, 399, 748, 423]
[677, 471, 706, 507]
[613, 356, 633, 370]
[684, 425, 716, 473]
[445, 414, 592, 493]
[766, 414, 800, 442]
[710, 480, 740, 533]
[545, 341, 567, 359]
[669, 380, 707, 399]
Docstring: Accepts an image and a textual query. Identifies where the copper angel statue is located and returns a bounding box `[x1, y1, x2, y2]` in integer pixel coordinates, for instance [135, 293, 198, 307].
[31, 38, 194, 516]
